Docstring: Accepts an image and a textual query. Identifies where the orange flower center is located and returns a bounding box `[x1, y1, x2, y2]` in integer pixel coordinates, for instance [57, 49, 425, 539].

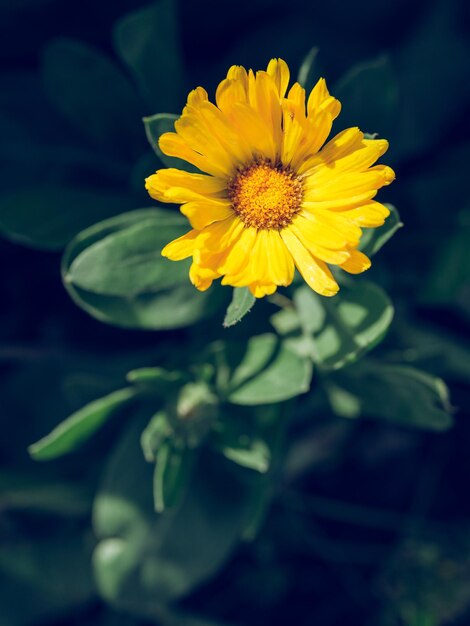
[228, 161, 303, 230]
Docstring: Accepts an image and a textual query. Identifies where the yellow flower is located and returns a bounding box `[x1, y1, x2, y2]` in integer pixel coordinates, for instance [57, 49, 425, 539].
[145, 59, 395, 298]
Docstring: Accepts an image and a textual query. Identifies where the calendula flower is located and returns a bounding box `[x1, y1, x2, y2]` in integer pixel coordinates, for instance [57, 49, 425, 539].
[146, 59, 395, 298]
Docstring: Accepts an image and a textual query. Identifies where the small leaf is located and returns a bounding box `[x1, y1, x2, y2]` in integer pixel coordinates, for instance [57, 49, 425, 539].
[213, 421, 270, 473]
[325, 362, 453, 431]
[222, 441, 270, 473]
[223, 287, 256, 328]
[297, 46, 320, 92]
[176, 382, 218, 421]
[127, 367, 188, 393]
[28, 388, 136, 461]
[114, 0, 185, 111]
[226, 334, 312, 405]
[154, 441, 194, 513]
[359, 204, 403, 257]
[293, 281, 394, 370]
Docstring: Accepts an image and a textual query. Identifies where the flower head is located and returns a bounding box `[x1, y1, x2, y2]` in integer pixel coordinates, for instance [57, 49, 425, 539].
[146, 59, 395, 298]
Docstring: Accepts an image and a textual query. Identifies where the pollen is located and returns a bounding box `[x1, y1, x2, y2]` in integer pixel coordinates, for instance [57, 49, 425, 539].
[228, 160, 303, 230]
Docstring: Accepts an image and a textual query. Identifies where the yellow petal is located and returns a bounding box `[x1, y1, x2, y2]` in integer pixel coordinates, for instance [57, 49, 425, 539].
[281, 93, 307, 166]
[301, 190, 378, 211]
[174, 115, 237, 175]
[159, 132, 228, 177]
[304, 134, 390, 178]
[342, 201, 390, 227]
[216, 78, 247, 113]
[222, 229, 293, 292]
[266, 58, 290, 98]
[304, 166, 395, 200]
[161, 229, 199, 260]
[249, 282, 278, 298]
[290, 213, 351, 249]
[281, 228, 339, 297]
[226, 65, 249, 92]
[300, 210, 362, 246]
[340, 249, 371, 274]
[197, 216, 243, 253]
[248, 70, 283, 150]
[145, 169, 227, 203]
[263, 230, 295, 286]
[292, 109, 335, 171]
[218, 226, 257, 276]
[189, 261, 218, 291]
[227, 102, 277, 161]
[180, 201, 234, 230]
[290, 219, 351, 264]
[307, 78, 341, 119]
[314, 127, 363, 162]
[286, 82, 307, 112]
[186, 86, 208, 107]
[189, 100, 253, 165]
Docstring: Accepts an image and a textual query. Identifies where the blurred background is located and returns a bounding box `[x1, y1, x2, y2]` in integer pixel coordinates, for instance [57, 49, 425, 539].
[1, 0, 470, 624]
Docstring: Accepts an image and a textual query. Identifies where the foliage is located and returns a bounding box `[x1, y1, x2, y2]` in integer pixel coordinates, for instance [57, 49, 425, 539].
[1, 0, 469, 625]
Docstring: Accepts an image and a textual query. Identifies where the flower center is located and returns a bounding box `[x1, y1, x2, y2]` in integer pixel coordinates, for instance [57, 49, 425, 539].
[228, 161, 303, 230]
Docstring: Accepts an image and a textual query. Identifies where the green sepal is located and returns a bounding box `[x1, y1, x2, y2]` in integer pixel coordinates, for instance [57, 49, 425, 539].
[223, 287, 256, 328]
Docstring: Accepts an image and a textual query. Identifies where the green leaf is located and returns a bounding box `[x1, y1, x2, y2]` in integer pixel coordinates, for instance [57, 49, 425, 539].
[292, 281, 394, 370]
[359, 204, 403, 257]
[42, 38, 142, 157]
[212, 420, 270, 473]
[176, 381, 218, 421]
[141, 412, 172, 462]
[114, 0, 185, 111]
[143, 113, 196, 171]
[0, 186, 134, 250]
[223, 287, 256, 328]
[93, 417, 260, 610]
[66, 217, 189, 296]
[154, 441, 194, 513]
[334, 55, 398, 137]
[62, 210, 225, 329]
[325, 361, 453, 431]
[65, 283, 224, 331]
[297, 46, 320, 92]
[128, 367, 188, 393]
[220, 441, 270, 473]
[28, 387, 136, 461]
[225, 334, 312, 405]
